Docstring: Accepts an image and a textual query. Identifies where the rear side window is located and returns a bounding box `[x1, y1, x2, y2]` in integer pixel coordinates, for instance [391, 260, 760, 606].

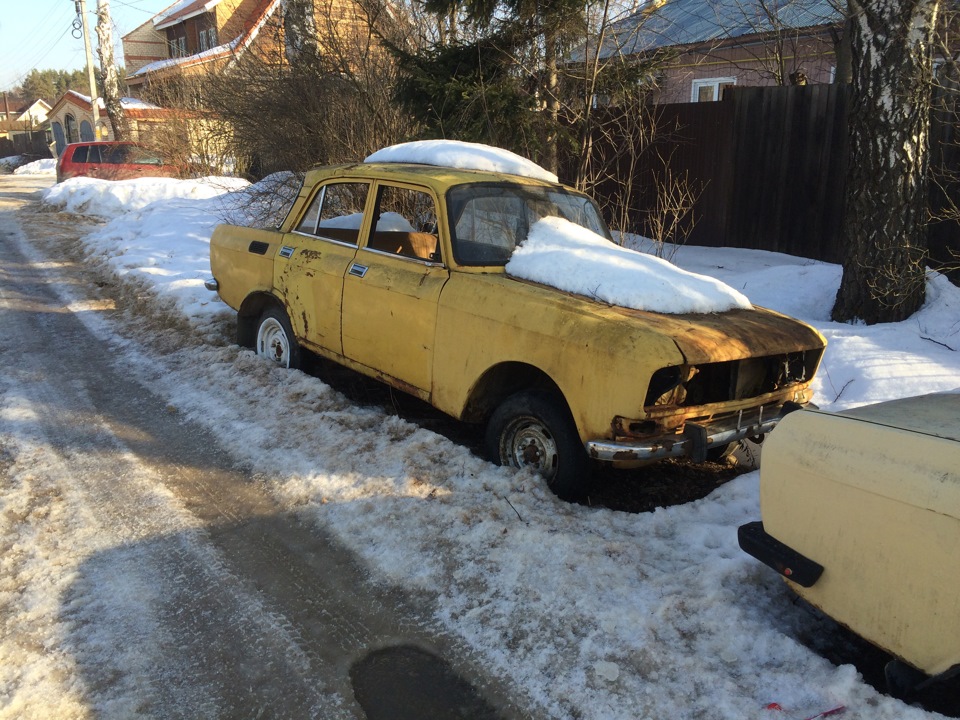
[86, 146, 102, 164]
[295, 182, 370, 245]
[72, 146, 89, 163]
[103, 144, 133, 164]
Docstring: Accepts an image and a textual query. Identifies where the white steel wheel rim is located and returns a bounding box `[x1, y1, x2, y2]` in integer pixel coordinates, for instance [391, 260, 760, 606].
[504, 417, 559, 479]
[257, 317, 291, 368]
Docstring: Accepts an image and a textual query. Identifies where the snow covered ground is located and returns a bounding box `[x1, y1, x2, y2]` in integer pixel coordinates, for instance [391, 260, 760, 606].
[9, 174, 960, 719]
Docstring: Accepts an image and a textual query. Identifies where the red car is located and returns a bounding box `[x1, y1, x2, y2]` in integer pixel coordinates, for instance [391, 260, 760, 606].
[56, 141, 180, 183]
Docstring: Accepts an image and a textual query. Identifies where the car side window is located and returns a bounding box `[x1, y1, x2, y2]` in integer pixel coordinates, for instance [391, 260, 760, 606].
[366, 185, 441, 262]
[296, 182, 370, 246]
[73, 146, 89, 163]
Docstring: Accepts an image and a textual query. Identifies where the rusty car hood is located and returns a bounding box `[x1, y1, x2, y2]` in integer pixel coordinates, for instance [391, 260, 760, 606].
[611, 305, 826, 364]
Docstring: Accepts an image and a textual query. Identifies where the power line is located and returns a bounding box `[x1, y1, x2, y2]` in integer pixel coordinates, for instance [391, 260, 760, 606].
[5, 0, 73, 62]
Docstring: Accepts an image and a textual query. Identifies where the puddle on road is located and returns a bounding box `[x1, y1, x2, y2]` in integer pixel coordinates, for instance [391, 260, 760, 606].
[351, 645, 503, 720]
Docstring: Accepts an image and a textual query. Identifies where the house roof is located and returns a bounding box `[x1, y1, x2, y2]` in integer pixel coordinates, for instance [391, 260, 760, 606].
[587, 0, 842, 59]
[154, 0, 223, 30]
[49, 90, 164, 113]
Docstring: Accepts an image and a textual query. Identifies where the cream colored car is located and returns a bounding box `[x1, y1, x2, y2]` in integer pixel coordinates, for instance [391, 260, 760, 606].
[740, 393, 960, 694]
[208, 160, 825, 499]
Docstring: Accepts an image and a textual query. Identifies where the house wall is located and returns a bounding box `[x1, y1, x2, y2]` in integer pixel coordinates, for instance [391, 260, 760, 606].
[219, 0, 271, 44]
[655, 31, 838, 104]
[17, 101, 51, 126]
[124, 21, 169, 77]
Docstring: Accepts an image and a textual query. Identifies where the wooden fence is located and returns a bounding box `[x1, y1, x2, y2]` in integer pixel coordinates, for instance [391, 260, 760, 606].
[577, 84, 959, 268]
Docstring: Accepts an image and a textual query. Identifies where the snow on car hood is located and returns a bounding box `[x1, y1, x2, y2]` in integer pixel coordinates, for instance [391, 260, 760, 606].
[365, 140, 558, 184]
[506, 216, 753, 315]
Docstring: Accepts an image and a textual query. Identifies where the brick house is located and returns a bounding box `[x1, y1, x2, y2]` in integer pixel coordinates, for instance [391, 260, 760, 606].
[123, 0, 282, 96]
[586, 0, 843, 104]
[122, 0, 398, 98]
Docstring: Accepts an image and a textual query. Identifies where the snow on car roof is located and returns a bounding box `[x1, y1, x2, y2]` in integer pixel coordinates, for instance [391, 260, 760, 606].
[365, 140, 559, 184]
[506, 217, 753, 314]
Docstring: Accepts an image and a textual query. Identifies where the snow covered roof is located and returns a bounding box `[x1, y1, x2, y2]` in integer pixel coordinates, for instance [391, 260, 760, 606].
[153, 0, 223, 30]
[365, 141, 558, 183]
[56, 91, 163, 112]
[128, 39, 241, 78]
[580, 0, 842, 60]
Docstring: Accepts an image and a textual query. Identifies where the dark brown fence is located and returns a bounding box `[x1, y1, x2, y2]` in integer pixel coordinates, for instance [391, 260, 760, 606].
[12, 131, 53, 158]
[577, 83, 959, 268]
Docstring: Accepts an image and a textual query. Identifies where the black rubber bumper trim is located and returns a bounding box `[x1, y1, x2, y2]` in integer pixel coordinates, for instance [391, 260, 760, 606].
[738, 520, 824, 587]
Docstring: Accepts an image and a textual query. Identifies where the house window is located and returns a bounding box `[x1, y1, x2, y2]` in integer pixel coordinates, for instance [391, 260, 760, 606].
[691, 77, 736, 102]
[199, 27, 216, 51]
[65, 113, 78, 143]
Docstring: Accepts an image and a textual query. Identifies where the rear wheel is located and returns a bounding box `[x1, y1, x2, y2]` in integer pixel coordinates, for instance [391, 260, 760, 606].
[486, 391, 590, 501]
[255, 306, 301, 370]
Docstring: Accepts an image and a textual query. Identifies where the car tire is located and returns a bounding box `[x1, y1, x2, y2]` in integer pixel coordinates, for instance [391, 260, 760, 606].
[256, 306, 302, 370]
[706, 442, 736, 461]
[486, 391, 590, 501]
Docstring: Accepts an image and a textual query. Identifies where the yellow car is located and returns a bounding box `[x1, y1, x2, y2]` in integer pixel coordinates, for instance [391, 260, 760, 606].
[207, 159, 825, 499]
[739, 393, 960, 696]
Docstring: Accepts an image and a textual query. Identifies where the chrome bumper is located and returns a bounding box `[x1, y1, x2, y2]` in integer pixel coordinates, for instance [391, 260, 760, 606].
[586, 401, 806, 463]
[204, 277, 219, 292]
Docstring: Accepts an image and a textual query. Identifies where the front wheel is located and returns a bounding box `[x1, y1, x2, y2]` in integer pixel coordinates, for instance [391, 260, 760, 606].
[485, 391, 590, 501]
[255, 306, 302, 370]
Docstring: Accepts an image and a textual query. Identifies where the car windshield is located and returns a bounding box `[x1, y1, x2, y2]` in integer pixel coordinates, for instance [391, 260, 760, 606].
[447, 182, 611, 266]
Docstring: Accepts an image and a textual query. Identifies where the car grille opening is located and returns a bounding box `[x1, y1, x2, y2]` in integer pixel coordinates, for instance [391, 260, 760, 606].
[645, 349, 821, 408]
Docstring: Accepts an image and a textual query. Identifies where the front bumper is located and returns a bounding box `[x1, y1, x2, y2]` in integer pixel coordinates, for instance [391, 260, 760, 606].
[585, 401, 806, 463]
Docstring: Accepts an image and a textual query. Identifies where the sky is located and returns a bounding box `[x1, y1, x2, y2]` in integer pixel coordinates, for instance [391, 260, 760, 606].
[0, 0, 174, 94]
[4, 150, 960, 717]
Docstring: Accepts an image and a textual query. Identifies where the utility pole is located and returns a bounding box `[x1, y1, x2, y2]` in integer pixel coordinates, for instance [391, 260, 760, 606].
[76, 0, 102, 139]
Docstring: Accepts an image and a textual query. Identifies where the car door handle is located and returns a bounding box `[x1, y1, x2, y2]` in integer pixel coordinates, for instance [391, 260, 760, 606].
[349, 263, 368, 278]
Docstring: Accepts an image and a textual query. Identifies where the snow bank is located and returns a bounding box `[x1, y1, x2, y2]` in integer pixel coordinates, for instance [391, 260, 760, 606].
[508, 217, 752, 313]
[41, 176, 248, 219]
[0, 155, 22, 171]
[365, 140, 559, 184]
[13, 159, 55, 175]
[39, 175, 249, 320]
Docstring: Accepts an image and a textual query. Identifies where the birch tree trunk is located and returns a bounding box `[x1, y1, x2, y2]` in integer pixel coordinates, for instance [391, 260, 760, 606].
[283, 0, 319, 64]
[831, 0, 940, 324]
[95, 0, 129, 141]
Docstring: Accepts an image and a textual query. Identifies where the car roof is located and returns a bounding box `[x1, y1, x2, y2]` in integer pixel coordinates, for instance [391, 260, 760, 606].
[304, 162, 573, 195]
[66, 141, 140, 147]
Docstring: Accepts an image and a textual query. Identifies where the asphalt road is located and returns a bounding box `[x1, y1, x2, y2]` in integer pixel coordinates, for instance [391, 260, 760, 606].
[0, 175, 520, 719]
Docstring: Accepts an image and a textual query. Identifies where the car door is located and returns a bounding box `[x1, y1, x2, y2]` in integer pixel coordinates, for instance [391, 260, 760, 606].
[279, 180, 370, 356]
[340, 182, 448, 395]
